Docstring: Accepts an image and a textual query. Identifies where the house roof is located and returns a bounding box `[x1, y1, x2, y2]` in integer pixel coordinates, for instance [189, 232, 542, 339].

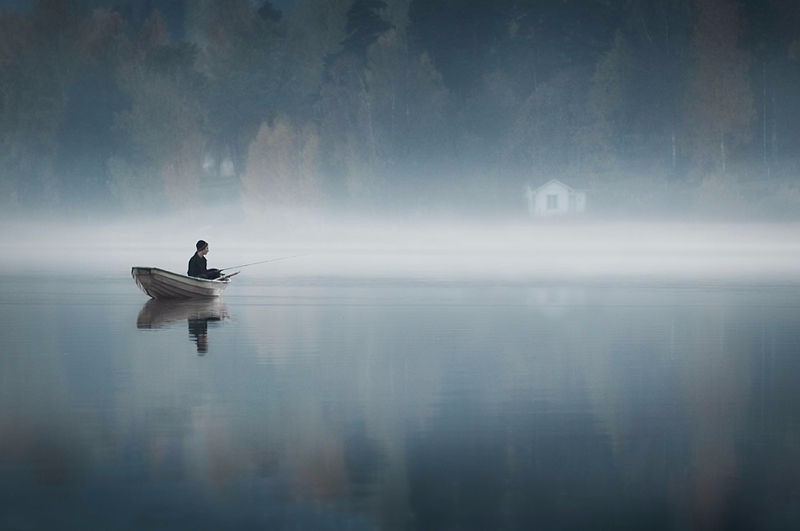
[529, 178, 588, 194]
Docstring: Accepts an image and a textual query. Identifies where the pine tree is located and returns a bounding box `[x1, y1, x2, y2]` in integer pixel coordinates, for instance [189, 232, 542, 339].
[686, 0, 754, 174]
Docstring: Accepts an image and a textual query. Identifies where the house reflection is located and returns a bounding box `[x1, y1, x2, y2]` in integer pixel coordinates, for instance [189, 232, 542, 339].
[136, 299, 229, 354]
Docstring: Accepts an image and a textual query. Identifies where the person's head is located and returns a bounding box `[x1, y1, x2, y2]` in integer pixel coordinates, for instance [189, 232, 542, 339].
[196, 240, 209, 256]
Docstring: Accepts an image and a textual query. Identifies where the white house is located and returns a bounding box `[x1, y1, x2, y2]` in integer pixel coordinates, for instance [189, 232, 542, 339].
[525, 179, 587, 217]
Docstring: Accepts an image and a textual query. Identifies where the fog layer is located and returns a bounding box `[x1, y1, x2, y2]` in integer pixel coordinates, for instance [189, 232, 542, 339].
[5, 217, 800, 284]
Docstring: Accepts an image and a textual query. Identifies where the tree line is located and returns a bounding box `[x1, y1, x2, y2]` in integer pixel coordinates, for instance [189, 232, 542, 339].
[1, 0, 799, 219]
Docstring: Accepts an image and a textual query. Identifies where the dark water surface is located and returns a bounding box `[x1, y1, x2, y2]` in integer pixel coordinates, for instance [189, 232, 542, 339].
[2, 272, 800, 530]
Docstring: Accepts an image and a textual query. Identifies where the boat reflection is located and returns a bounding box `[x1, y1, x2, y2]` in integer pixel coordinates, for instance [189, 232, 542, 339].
[136, 299, 230, 354]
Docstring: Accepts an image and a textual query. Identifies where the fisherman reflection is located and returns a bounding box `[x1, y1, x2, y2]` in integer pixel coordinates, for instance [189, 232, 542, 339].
[136, 299, 228, 355]
[188, 314, 221, 354]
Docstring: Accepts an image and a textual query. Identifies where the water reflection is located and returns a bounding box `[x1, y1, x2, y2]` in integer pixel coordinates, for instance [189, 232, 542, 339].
[2, 280, 800, 529]
[136, 299, 229, 353]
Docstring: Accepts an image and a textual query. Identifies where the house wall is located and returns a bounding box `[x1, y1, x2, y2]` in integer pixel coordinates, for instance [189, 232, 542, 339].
[574, 192, 587, 212]
[529, 181, 569, 217]
[526, 181, 587, 217]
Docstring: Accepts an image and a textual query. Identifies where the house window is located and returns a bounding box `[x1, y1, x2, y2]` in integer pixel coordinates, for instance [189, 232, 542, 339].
[546, 194, 559, 210]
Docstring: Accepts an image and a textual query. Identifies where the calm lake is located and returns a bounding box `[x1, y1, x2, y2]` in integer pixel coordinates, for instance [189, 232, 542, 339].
[2, 268, 800, 529]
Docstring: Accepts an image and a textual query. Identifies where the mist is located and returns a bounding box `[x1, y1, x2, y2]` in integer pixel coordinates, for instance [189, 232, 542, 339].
[4, 213, 799, 288]
[3, 0, 800, 293]
[3, 0, 800, 224]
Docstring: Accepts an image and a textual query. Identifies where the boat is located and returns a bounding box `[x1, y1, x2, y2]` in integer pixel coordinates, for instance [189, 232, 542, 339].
[131, 266, 232, 299]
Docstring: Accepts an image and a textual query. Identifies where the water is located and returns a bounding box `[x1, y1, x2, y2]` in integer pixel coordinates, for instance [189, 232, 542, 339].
[2, 271, 800, 530]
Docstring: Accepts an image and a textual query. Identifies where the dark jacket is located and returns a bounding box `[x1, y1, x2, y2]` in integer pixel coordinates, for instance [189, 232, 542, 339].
[188, 253, 209, 277]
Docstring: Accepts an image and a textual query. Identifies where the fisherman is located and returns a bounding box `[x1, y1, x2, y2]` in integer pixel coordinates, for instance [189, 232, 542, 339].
[188, 240, 222, 279]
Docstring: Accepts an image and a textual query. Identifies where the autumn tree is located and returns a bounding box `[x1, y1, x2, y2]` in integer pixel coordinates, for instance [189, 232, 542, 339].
[240, 117, 321, 217]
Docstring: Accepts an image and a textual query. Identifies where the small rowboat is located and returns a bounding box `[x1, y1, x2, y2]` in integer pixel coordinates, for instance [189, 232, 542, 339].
[131, 267, 232, 299]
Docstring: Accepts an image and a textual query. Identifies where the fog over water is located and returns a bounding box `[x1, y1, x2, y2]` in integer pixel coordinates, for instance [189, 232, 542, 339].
[3, 215, 800, 530]
[5, 215, 800, 285]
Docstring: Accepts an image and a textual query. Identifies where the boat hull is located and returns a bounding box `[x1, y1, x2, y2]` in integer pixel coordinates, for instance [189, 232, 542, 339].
[131, 267, 230, 299]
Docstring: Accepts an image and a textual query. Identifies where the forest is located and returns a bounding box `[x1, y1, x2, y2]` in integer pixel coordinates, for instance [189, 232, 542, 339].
[2, 0, 800, 220]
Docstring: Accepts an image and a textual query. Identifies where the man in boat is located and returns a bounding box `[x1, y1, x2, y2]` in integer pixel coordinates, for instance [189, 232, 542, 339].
[188, 240, 222, 279]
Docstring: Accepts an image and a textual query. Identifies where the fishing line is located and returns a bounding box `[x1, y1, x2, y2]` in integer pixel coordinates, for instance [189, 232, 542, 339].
[219, 253, 308, 271]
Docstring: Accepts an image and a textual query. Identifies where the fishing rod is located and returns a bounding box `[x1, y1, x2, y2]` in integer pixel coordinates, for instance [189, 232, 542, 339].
[219, 253, 308, 272]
